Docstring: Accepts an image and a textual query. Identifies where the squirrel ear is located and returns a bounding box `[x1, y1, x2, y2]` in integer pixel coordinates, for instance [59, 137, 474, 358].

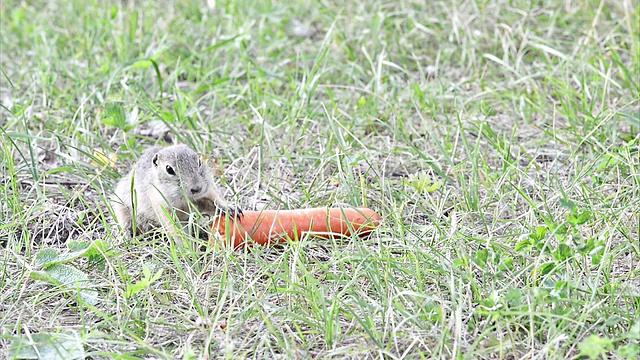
[152, 154, 159, 167]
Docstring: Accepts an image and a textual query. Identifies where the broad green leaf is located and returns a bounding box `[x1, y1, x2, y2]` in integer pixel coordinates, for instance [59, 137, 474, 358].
[30, 264, 99, 305]
[498, 256, 514, 272]
[514, 239, 532, 252]
[578, 334, 614, 359]
[67, 241, 92, 252]
[150, 268, 163, 282]
[596, 155, 619, 172]
[10, 331, 85, 360]
[618, 343, 639, 359]
[125, 265, 163, 298]
[426, 180, 443, 193]
[142, 264, 151, 280]
[452, 257, 467, 268]
[567, 210, 591, 226]
[68, 240, 110, 258]
[578, 237, 596, 255]
[559, 198, 577, 212]
[405, 172, 441, 193]
[529, 226, 547, 241]
[548, 222, 568, 237]
[35, 241, 111, 268]
[553, 243, 573, 261]
[125, 279, 151, 298]
[574, 211, 592, 225]
[590, 245, 605, 266]
[536, 262, 555, 277]
[625, 321, 640, 340]
[35, 248, 60, 267]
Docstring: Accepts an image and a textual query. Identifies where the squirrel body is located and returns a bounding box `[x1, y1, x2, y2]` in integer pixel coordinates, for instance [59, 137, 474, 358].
[112, 144, 236, 234]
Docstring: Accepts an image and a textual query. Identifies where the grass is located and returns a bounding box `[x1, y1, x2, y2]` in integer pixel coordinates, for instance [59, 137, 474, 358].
[1, 0, 639, 358]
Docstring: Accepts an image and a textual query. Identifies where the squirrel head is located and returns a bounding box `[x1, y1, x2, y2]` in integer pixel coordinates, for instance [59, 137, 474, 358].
[150, 144, 213, 201]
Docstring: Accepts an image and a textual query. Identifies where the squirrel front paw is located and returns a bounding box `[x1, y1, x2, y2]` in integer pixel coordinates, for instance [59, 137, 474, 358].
[225, 206, 244, 220]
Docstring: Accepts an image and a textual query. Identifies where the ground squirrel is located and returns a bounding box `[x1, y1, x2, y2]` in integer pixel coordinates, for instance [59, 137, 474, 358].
[111, 144, 241, 235]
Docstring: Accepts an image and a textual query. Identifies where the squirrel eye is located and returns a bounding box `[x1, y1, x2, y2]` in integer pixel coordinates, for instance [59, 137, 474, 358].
[197, 156, 203, 167]
[165, 165, 176, 176]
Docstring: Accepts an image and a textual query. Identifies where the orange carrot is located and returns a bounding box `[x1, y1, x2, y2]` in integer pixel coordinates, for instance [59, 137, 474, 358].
[210, 207, 381, 249]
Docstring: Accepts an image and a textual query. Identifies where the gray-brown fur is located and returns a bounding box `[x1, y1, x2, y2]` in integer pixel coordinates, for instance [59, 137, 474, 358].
[112, 144, 235, 235]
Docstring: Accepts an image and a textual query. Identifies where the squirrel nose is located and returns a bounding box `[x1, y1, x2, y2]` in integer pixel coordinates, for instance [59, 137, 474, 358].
[190, 186, 202, 194]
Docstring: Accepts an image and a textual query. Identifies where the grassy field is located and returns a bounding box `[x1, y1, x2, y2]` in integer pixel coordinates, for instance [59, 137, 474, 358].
[1, 0, 639, 358]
